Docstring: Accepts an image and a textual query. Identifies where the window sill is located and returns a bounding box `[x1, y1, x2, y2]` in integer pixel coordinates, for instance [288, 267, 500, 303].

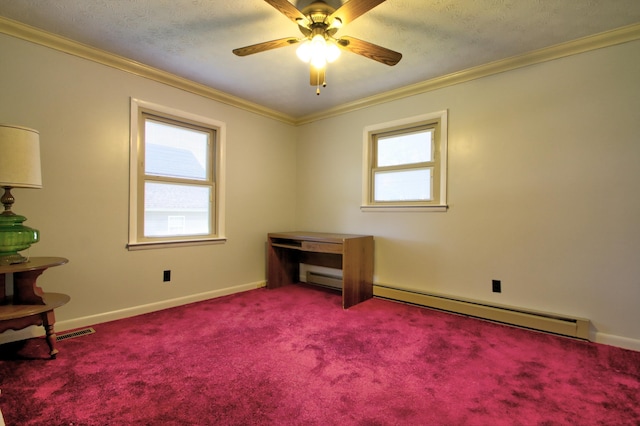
[127, 237, 227, 250]
[360, 205, 448, 213]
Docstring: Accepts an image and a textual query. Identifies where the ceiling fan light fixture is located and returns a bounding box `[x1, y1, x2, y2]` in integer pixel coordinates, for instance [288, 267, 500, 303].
[325, 42, 341, 63]
[296, 40, 312, 62]
[296, 34, 340, 68]
[234, 0, 401, 95]
[311, 56, 327, 69]
[309, 34, 328, 66]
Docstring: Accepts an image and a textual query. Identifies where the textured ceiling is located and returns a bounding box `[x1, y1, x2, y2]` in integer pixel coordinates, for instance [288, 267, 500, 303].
[1, 0, 639, 119]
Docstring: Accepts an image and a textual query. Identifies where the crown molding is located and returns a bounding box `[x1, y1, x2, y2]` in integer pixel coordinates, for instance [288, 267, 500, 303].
[2, 17, 639, 127]
[295, 22, 640, 125]
[0, 16, 297, 126]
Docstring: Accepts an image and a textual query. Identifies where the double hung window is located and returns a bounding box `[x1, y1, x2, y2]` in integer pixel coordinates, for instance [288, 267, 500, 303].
[362, 110, 448, 211]
[128, 99, 225, 248]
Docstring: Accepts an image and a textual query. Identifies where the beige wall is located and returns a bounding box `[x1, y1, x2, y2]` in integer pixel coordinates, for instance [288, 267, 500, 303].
[0, 33, 297, 323]
[296, 40, 640, 348]
[1, 32, 639, 349]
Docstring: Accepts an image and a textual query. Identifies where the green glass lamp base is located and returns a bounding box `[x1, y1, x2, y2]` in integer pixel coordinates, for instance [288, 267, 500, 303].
[0, 213, 39, 265]
[0, 253, 29, 265]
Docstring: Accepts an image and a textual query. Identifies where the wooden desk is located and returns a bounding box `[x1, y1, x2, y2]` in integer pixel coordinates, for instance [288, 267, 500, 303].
[0, 257, 69, 358]
[267, 232, 373, 309]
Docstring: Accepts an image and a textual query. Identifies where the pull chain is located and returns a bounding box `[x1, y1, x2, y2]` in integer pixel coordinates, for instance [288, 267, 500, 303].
[316, 69, 327, 95]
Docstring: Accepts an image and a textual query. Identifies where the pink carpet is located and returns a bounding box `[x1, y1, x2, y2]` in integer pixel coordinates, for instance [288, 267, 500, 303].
[1, 284, 639, 425]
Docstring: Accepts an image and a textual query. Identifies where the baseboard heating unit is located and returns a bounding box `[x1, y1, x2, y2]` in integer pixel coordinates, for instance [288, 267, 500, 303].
[306, 271, 342, 290]
[373, 285, 590, 340]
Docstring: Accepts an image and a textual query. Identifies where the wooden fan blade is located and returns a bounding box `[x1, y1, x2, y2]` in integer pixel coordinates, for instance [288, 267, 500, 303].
[328, 0, 386, 27]
[264, 0, 306, 24]
[233, 37, 299, 56]
[338, 36, 402, 66]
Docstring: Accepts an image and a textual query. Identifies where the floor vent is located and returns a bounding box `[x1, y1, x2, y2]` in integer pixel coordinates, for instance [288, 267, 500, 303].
[374, 285, 590, 340]
[56, 327, 96, 341]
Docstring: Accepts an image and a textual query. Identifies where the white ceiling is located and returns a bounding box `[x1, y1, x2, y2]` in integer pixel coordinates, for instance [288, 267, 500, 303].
[1, 0, 640, 119]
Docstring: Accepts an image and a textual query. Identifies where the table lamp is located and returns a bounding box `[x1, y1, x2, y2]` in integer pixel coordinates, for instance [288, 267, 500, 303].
[0, 124, 42, 265]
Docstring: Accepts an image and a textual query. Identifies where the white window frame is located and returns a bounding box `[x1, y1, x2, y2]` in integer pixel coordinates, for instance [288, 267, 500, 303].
[362, 110, 448, 212]
[128, 98, 226, 249]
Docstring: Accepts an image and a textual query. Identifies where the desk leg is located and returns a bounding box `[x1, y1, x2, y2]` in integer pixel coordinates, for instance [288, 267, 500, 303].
[267, 245, 298, 289]
[42, 310, 59, 359]
[342, 237, 374, 309]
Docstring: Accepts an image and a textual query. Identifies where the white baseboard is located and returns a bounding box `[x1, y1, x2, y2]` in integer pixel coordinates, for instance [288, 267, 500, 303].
[592, 332, 640, 352]
[3, 280, 638, 353]
[0, 280, 266, 345]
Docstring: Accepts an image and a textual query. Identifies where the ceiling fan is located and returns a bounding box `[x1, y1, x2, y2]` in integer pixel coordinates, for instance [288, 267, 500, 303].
[232, 0, 402, 94]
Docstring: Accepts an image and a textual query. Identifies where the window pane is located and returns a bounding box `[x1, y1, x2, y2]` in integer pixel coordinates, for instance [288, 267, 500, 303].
[145, 120, 209, 180]
[374, 169, 432, 202]
[377, 129, 433, 167]
[144, 182, 211, 237]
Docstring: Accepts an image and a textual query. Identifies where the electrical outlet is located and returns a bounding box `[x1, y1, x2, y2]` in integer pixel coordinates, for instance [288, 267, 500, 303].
[163, 270, 171, 282]
[492, 279, 501, 293]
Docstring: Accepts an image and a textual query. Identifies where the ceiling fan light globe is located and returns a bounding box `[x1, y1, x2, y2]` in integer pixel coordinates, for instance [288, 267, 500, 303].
[296, 41, 312, 63]
[326, 43, 341, 63]
[310, 34, 326, 51]
[311, 55, 327, 69]
[308, 34, 328, 68]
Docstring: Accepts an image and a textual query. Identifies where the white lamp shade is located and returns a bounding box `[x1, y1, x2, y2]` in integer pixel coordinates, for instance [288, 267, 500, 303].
[0, 124, 42, 188]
